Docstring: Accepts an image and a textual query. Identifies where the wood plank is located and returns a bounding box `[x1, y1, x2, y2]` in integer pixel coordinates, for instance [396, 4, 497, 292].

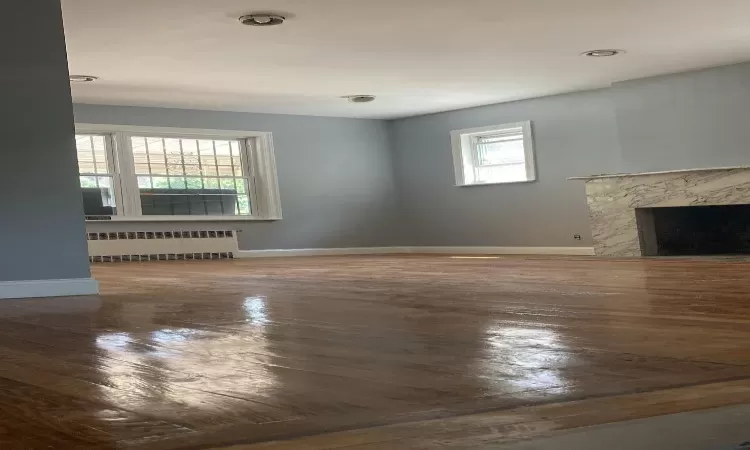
[217, 378, 750, 449]
[0, 255, 748, 447]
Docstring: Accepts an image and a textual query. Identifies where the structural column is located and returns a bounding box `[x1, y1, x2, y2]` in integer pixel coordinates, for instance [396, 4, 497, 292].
[0, 0, 97, 298]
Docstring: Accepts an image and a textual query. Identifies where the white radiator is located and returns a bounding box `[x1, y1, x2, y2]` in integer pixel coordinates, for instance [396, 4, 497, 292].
[87, 230, 238, 262]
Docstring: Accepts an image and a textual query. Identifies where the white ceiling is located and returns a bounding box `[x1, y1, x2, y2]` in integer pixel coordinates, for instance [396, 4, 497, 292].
[62, 0, 750, 119]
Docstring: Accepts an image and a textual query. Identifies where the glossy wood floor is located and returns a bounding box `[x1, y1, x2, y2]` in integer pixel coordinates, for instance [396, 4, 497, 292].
[2, 255, 750, 448]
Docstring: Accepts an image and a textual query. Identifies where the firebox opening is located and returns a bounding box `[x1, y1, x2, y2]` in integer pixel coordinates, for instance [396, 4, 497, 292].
[636, 204, 750, 256]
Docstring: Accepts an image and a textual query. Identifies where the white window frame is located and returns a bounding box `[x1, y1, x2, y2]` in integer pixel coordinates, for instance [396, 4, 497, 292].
[76, 133, 124, 212]
[76, 124, 282, 222]
[450, 121, 536, 187]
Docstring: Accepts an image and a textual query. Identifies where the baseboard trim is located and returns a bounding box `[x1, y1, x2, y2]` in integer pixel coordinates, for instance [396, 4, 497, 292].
[411, 246, 596, 256]
[0, 278, 99, 300]
[236, 246, 595, 258]
[236, 247, 413, 258]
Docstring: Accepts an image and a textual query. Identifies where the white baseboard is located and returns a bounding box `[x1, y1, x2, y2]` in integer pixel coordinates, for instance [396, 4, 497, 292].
[0, 278, 99, 300]
[411, 246, 596, 256]
[236, 247, 413, 258]
[236, 246, 595, 258]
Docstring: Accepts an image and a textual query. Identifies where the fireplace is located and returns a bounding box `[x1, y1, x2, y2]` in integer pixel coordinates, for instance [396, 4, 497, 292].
[636, 204, 750, 256]
[569, 166, 750, 256]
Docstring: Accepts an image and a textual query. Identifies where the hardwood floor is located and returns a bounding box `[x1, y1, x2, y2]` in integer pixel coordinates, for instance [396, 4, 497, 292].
[1, 255, 750, 448]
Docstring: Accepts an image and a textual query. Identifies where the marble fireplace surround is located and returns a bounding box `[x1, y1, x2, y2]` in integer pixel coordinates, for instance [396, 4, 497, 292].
[569, 166, 750, 257]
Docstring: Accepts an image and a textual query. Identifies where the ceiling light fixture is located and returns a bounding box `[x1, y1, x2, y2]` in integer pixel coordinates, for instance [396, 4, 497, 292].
[238, 13, 285, 26]
[343, 95, 376, 104]
[581, 49, 624, 57]
[69, 75, 99, 83]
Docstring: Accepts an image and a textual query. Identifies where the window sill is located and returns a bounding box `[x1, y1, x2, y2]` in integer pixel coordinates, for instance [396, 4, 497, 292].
[86, 215, 280, 223]
[456, 179, 537, 187]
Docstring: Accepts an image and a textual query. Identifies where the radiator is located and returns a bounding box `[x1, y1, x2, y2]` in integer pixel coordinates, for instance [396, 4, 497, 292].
[87, 230, 238, 262]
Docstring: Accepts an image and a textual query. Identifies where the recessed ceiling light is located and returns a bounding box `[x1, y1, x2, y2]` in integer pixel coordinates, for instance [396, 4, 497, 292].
[343, 95, 376, 104]
[69, 75, 99, 83]
[581, 49, 625, 57]
[238, 13, 285, 26]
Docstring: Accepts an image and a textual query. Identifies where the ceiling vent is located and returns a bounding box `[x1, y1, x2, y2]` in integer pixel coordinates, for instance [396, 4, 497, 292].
[69, 75, 99, 83]
[343, 95, 376, 103]
[238, 14, 286, 26]
[581, 49, 625, 57]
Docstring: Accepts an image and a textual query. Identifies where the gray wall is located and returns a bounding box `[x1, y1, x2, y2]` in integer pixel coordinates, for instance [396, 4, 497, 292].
[0, 0, 91, 281]
[613, 62, 750, 173]
[389, 89, 621, 247]
[76, 62, 750, 251]
[389, 62, 750, 248]
[73, 105, 402, 250]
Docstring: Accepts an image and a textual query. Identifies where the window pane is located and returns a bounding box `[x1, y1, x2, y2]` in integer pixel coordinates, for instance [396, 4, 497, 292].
[476, 164, 527, 183]
[234, 178, 247, 194]
[184, 165, 202, 176]
[198, 140, 214, 154]
[214, 140, 231, 155]
[137, 176, 152, 189]
[217, 165, 236, 176]
[134, 163, 151, 174]
[201, 157, 218, 175]
[140, 190, 242, 216]
[164, 138, 181, 154]
[150, 176, 170, 188]
[79, 176, 98, 188]
[75, 134, 109, 174]
[169, 177, 187, 189]
[146, 137, 164, 154]
[182, 139, 198, 153]
[147, 162, 168, 176]
[131, 135, 250, 216]
[237, 194, 251, 215]
[204, 178, 220, 189]
[92, 136, 109, 173]
[166, 154, 184, 175]
[75, 135, 117, 215]
[220, 178, 235, 190]
[475, 136, 525, 166]
[80, 176, 117, 216]
[185, 176, 204, 189]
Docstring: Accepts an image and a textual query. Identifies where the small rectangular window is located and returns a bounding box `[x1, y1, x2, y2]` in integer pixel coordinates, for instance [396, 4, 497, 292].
[451, 122, 535, 186]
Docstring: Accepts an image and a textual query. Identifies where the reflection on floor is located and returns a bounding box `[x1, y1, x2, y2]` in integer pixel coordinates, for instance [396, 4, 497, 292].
[0, 255, 749, 448]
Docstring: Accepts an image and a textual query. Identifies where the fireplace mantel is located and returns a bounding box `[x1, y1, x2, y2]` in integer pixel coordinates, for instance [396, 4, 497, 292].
[569, 166, 750, 256]
[568, 165, 750, 181]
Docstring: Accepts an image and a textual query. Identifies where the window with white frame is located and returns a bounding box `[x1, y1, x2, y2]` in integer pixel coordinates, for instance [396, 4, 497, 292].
[76, 134, 119, 215]
[74, 127, 281, 220]
[450, 121, 536, 186]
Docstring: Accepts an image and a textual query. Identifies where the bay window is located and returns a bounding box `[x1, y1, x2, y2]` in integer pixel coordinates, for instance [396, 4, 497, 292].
[74, 126, 281, 221]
